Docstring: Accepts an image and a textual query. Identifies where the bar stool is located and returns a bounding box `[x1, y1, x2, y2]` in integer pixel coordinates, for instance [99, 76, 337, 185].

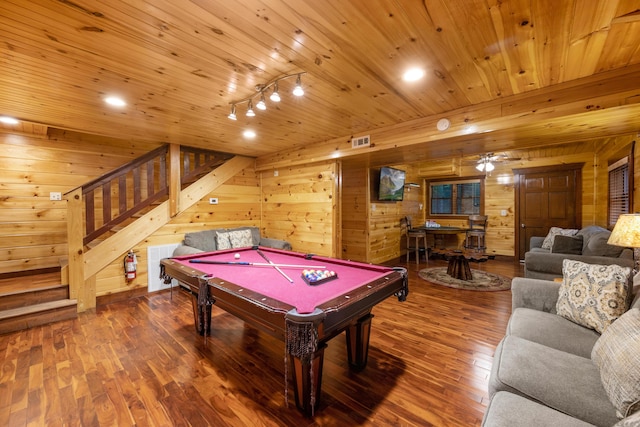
[464, 214, 488, 251]
[402, 216, 429, 265]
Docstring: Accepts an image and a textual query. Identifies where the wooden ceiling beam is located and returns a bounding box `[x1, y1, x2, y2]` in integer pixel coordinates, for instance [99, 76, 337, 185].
[255, 63, 640, 170]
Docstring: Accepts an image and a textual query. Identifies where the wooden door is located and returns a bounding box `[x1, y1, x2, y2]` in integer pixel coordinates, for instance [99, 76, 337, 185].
[514, 164, 583, 261]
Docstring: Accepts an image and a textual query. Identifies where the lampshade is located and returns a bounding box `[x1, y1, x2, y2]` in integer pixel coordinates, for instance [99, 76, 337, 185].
[608, 214, 640, 247]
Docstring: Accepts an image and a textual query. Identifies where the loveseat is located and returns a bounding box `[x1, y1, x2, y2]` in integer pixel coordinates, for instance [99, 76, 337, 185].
[172, 226, 291, 257]
[524, 225, 634, 281]
[483, 261, 640, 427]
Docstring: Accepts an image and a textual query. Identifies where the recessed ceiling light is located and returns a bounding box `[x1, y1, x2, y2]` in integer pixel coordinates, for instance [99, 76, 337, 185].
[243, 130, 256, 139]
[0, 116, 19, 125]
[104, 96, 126, 107]
[402, 68, 425, 82]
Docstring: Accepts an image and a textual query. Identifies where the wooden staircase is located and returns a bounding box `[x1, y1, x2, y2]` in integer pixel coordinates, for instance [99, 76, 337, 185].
[0, 272, 77, 335]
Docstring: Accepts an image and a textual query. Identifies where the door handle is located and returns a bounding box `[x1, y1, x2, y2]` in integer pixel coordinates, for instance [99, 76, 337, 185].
[521, 224, 526, 228]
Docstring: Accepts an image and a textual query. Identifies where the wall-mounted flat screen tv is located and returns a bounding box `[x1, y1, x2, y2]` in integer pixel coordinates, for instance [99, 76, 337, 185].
[378, 167, 406, 201]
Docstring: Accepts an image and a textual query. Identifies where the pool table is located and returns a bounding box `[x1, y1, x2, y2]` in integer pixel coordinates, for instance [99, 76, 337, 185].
[160, 246, 408, 416]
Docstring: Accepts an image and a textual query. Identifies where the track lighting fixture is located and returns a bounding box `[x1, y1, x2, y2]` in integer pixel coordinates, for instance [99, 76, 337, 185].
[256, 92, 267, 110]
[227, 104, 237, 120]
[246, 100, 255, 117]
[227, 72, 306, 120]
[292, 74, 304, 96]
[270, 81, 281, 102]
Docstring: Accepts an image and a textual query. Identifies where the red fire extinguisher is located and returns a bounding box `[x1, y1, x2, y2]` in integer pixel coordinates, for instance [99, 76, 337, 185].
[124, 250, 137, 281]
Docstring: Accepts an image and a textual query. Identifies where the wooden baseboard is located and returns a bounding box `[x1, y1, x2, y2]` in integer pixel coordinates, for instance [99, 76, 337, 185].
[96, 286, 151, 307]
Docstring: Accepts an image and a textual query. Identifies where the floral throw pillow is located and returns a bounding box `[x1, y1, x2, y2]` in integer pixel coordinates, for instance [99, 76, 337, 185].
[541, 227, 579, 250]
[215, 231, 232, 250]
[556, 259, 631, 333]
[228, 229, 253, 248]
[592, 309, 640, 419]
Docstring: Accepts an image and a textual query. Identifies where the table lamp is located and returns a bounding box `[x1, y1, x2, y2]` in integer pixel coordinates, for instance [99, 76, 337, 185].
[607, 213, 640, 272]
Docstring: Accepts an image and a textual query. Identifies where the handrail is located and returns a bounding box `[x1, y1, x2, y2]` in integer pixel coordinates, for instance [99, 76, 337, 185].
[73, 144, 233, 246]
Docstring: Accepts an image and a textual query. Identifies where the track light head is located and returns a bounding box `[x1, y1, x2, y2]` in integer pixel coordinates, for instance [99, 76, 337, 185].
[246, 100, 255, 117]
[256, 92, 267, 110]
[270, 81, 281, 102]
[292, 74, 304, 96]
[228, 104, 237, 120]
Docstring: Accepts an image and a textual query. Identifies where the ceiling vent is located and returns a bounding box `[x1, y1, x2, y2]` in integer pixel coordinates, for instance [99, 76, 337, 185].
[351, 135, 371, 149]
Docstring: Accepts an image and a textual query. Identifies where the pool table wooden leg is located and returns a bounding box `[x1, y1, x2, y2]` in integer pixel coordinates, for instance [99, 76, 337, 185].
[345, 313, 374, 371]
[189, 293, 211, 336]
[289, 343, 326, 417]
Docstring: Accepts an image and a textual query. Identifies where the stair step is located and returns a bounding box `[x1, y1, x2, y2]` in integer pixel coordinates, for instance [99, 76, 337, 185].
[0, 299, 77, 335]
[0, 284, 70, 311]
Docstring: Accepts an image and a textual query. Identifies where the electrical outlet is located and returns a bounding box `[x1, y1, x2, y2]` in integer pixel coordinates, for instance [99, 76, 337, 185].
[50, 192, 62, 201]
[209, 197, 218, 205]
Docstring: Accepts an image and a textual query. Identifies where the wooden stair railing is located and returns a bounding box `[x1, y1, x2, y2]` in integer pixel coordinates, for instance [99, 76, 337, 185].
[65, 144, 252, 313]
[74, 145, 234, 247]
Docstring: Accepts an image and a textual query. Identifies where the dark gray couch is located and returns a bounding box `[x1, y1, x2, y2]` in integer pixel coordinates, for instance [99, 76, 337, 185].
[483, 276, 640, 427]
[524, 226, 634, 280]
[172, 226, 291, 256]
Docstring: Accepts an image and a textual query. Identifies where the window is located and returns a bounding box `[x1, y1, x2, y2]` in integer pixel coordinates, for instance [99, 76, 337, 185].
[429, 178, 483, 216]
[608, 156, 631, 229]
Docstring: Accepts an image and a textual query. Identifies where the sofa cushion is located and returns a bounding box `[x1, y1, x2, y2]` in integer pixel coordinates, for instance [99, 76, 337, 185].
[507, 308, 600, 358]
[591, 308, 640, 418]
[551, 234, 583, 255]
[482, 391, 597, 427]
[556, 260, 632, 333]
[215, 231, 232, 250]
[227, 229, 253, 248]
[583, 231, 626, 258]
[489, 335, 619, 426]
[542, 227, 579, 250]
[183, 229, 218, 252]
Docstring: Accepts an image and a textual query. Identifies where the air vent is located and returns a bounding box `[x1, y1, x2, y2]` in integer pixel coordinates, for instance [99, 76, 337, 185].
[351, 135, 370, 148]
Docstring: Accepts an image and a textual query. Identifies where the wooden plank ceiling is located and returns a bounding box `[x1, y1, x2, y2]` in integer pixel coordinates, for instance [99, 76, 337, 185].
[1, 0, 639, 167]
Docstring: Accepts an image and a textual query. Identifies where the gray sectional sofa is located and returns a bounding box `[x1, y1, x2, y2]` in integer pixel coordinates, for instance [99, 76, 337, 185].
[483, 272, 640, 427]
[172, 226, 291, 256]
[524, 225, 634, 281]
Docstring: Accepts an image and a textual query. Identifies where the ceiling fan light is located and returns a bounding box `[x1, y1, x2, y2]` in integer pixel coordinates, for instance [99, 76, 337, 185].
[227, 104, 237, 120]
[485, 162, 495, 172]
[256, 92, 267, 110]
[292, 74, 304, 96]
[476, 163, 485, 172]
[270, 82, 281, 102]
[246, 100, 255, 117]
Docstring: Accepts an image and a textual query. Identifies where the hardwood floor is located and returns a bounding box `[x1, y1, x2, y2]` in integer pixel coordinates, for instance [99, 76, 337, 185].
[0, 257, 523, 426]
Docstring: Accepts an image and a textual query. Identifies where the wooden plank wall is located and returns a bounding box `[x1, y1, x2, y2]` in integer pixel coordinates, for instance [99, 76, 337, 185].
[341, 166, 368, 261]
[344, 138, 639, 264]
[260, 161, 339, 257]
[0, 128, 159, 275]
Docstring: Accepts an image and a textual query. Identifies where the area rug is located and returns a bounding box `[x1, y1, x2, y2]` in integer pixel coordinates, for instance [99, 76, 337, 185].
[418, 267, 511, 291]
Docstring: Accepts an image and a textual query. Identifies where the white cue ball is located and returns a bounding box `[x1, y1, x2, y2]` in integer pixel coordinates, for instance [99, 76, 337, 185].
[234, 253, 240, 259]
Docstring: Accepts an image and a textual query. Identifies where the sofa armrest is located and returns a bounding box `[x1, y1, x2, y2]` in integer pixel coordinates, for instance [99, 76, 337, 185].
[172, 245, 204, 257]
[511, 277, 561, 313]
[529, 236, 545, 250]
[259, 237, 292, 251]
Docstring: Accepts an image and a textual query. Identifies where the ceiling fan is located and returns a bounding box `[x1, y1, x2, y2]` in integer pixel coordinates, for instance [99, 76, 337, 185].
[473, 153, 521, 173]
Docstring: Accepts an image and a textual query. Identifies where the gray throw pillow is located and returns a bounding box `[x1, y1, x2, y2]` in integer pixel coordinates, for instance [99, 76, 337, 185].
[551, 235, 583, 255]
[583, 231, 625, 257]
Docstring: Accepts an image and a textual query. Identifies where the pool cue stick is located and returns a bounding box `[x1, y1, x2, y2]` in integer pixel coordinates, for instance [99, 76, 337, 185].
[188, 259, 325, 269]
[256, 249, 294, 283]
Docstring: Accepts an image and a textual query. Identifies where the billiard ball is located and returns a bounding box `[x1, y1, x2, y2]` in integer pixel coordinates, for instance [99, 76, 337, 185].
[234, 253, 240, 259]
